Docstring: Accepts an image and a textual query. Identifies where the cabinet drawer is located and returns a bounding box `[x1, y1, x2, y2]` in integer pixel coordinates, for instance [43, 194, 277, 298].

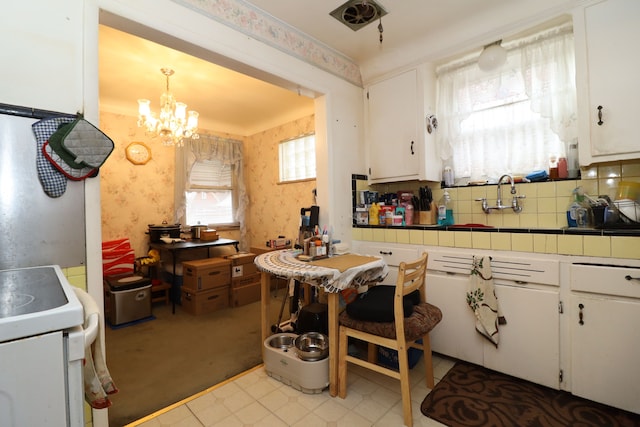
[571, 263, 640, 299]
[356, 244, 420, 267]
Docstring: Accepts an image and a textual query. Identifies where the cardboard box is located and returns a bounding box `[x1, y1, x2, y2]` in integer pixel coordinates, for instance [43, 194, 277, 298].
[182, 258, 231, 292]
[225, 252, 256, 265]
[231, 272, 261, 288]
[231, 282, 261, 307]
[226, 252, 258, 278]
[181, 286, 229, 315]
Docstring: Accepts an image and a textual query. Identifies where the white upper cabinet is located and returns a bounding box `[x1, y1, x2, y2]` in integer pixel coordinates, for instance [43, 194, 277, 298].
[365, 65, 440, 183]
[575, 0, 640, 165]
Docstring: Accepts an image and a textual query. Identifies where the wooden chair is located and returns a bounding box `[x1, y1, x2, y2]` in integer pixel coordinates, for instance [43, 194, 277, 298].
[337, 252, 442, 427]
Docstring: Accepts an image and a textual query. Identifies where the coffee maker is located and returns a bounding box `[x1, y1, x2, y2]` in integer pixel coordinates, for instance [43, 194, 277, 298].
[297, 206, 319, 249]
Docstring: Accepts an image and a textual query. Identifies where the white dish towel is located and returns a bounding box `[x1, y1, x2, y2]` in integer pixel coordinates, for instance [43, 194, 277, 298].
[466, 256, 507, 346]
[73, 287, 118, 408]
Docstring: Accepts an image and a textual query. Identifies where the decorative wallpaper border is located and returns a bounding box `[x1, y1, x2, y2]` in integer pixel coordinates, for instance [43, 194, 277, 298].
[171, 0, 362, 87]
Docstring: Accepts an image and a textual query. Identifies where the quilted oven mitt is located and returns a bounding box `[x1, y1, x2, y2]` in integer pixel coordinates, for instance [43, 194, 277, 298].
[48, 118, 114, 169]
[32, 117, 75, 198]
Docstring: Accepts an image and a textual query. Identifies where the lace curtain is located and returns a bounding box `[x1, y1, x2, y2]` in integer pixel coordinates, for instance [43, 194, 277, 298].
[436, 22, 577, 182]
[174, 134, 248, 251]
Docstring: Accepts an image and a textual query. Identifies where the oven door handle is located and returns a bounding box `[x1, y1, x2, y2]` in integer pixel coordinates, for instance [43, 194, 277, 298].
[83, 312, 99, 348]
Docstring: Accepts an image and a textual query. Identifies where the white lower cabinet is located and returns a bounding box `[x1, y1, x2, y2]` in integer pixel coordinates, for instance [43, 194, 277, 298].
[427, 269, 560, 388]
[570, 263, 640, 414]
[424, 249, 561, 388]
[352, 239, 640, 412]
[428, 270, 484, 365]
[484, 282, 559, 389]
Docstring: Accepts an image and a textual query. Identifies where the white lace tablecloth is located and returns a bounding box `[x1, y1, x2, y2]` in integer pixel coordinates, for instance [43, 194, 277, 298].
[254, 249, 389, 293]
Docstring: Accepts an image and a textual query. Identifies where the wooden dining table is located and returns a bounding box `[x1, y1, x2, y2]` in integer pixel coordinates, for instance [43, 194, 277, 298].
[254, 249, 389, 396]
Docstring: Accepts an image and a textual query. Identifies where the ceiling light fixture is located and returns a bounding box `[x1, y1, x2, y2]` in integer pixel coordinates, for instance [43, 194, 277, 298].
[137, 68, 199, 147]
[478, 40, 507, 72]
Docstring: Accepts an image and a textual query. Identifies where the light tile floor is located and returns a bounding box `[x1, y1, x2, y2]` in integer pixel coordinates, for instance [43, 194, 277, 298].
[130, 354, 455, 427]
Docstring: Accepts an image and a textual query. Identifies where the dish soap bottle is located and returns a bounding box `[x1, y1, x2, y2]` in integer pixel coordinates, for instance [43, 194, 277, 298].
[567, 186, 586, 227]
[437, 190, 454, 226]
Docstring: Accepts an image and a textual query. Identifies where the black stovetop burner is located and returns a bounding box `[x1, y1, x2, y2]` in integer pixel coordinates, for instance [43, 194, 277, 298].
[0, 267, 68, 319]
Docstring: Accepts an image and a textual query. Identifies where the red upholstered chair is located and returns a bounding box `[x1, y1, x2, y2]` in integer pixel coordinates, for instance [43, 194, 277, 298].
[337, 252, 442, 427]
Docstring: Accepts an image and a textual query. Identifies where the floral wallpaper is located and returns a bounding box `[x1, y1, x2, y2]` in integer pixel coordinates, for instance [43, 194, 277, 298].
[99, 112, 242, 258]
[244, 114, 316, 249]
[171, 0, 362, 86]
[99, 111, 314, 258]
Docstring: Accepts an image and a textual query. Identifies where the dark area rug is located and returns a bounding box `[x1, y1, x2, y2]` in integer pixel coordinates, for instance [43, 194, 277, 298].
[421, 362, 640, 427]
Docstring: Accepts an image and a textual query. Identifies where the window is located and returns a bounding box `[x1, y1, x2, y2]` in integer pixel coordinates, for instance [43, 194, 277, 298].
[436, 22, 577, 183]
[279, 134, 316, 182]
[185, 158, 236, 225]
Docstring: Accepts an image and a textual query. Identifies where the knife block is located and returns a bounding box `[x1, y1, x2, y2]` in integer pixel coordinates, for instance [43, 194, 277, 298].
[418, 203, 437, 225]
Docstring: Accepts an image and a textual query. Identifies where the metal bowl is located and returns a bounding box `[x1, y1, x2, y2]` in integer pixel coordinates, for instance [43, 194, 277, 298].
[294, 332, 329, 361]
[268, 333, 295, 349]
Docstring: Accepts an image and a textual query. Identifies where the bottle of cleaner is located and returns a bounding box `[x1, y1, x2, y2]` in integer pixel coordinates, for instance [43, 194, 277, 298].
[437, 190, 454, 226]
[368, 203, 380, 225]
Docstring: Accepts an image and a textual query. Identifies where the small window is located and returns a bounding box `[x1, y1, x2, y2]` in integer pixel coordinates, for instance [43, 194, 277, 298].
[279, 134, 316, 182]
[185, 159, 236, 225]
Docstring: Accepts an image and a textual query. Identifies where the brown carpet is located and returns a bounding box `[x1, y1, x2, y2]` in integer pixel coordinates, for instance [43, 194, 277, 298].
[105, 289, 288, 426]
[421, 362, 640, 427]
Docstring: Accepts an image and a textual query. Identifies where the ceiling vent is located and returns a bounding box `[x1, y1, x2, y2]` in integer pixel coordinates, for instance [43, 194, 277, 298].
[330, 0, 387, 31]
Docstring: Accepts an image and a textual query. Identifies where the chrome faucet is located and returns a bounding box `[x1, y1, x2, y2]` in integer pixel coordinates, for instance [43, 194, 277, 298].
[476, 174, 526, 213]
[496, 174, 516, 208]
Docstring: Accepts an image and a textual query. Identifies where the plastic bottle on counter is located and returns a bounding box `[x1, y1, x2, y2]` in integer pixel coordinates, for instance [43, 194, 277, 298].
[567, 141, 579, 179]
[368, 203, 380, 225]
[405, 203, 414, 226]
[443, 166, 454, 187]
[437, 190, 454, 226]
[557, 157, 568, 179]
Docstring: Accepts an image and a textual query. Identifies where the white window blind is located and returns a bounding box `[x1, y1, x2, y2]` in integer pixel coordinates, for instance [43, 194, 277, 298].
[279, 134, 316, 182]
[185, 159, 235, 225]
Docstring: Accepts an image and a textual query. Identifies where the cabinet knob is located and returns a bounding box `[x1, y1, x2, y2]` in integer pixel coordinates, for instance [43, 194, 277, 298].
[597, 105, 604, 126]
[410, 140, 414, 155]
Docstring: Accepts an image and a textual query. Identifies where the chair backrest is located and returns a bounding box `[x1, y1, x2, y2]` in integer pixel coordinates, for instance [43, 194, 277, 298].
[393, 252, 428, 336]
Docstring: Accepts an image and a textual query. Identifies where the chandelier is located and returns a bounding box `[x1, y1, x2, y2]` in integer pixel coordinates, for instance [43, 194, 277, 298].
[137, 68, 199, 147]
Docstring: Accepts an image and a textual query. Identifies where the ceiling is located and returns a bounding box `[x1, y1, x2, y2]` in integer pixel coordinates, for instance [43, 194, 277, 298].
[98, 0, 565, 136]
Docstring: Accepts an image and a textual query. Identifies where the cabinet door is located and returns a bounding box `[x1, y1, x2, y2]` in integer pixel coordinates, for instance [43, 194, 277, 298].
[483, 283, 560, 389]
[579, 0, 640, 162]
[0, 331, 68, 426]
[367, 69, 420, 182]
[427, 271, 484, 365]
[571, 293, 640, 414]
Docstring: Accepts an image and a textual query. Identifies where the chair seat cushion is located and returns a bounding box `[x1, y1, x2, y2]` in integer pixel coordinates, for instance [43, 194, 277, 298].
[346, 286, 420, 322]
[339, 302, 443, 342]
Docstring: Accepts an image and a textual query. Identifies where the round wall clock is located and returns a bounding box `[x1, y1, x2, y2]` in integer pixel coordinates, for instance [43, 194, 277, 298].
[125, 141, 151, 165]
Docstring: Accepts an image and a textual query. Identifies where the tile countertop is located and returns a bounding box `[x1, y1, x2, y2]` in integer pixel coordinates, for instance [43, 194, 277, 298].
[353, 223, 640, 237]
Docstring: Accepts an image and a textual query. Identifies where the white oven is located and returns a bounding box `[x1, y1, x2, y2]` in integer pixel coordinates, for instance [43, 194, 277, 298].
[0, 265, 86, 427]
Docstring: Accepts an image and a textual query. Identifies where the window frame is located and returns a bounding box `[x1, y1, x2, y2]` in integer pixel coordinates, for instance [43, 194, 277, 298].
[278, 133, 316, 184]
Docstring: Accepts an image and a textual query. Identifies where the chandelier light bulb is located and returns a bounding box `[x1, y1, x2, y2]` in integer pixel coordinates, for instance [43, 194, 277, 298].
[136, 68, 199, 147]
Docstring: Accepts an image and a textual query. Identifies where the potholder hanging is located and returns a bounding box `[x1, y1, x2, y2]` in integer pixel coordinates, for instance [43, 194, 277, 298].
[48, 118, 114, 169]
[43, 141, 98, 181]
[31, 117, 75, 198]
